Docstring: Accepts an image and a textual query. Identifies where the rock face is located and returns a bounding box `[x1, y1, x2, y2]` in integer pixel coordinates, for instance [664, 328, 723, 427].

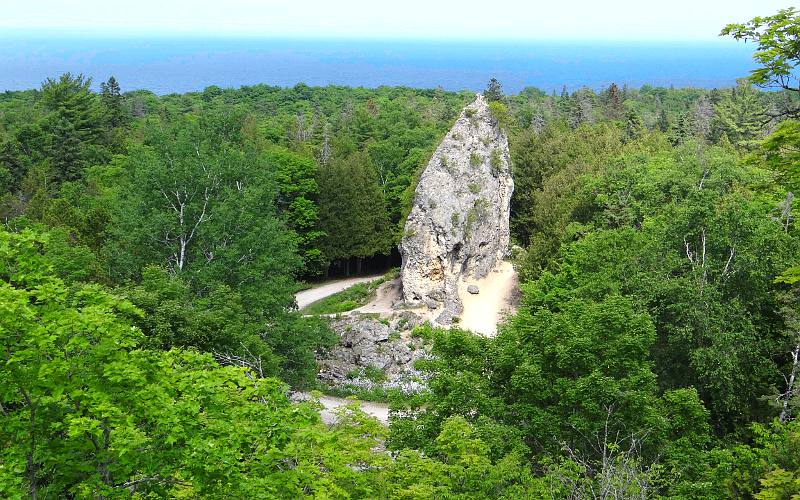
[399, 94, 513, 322]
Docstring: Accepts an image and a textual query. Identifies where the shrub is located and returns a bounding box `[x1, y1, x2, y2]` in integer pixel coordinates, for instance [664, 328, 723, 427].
[470, 153, 482, 168]
[488, 101, 510, 130]
[490, 148, 503, 175]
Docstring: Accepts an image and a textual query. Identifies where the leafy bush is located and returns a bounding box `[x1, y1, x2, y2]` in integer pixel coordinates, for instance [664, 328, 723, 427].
[470, 152, 482, 167]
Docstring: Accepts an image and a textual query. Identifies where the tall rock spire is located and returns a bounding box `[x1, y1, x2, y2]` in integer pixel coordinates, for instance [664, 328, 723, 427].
[399, 94, 513, 324]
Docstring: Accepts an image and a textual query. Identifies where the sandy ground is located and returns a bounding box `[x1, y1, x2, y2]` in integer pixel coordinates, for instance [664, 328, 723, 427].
[295, 274, 383, 310]
[292, 392, 390, 425]
[458, 261, 518, 337]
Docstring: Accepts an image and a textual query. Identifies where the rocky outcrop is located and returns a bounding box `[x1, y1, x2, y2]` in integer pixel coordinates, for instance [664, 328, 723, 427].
[399, 94, 513, 323]
[317, 312, 430, 394]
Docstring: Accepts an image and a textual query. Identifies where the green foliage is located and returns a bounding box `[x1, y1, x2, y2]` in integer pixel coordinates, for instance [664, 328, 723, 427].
[489, 148, 504, 175]
[488, 101, 510, 130]
[317, 151, 392, 266]
[302, 280, 377, 315]
[761, 119, 800, 189]
[0, 228, 392, 498]
[722, 7, 800, 93]
[375, 416, 542, 498]
[109, 115, 299, 318]
[711, 80, 766, 150]
[484, 78, 504, 102]
[469, 152, 482, 167]
[266, 147, 326, 275]
[509, 121, 631, 272]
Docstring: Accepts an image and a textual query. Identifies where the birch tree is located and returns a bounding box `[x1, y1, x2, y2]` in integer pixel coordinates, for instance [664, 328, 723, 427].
[108, 115, 301, 315]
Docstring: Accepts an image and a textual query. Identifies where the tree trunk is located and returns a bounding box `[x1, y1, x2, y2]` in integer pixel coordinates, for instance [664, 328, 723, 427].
[779, 341, 800, 423]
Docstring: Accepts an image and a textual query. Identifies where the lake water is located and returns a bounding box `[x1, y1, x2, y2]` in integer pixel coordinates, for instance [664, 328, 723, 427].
[0, 35, 757, 95]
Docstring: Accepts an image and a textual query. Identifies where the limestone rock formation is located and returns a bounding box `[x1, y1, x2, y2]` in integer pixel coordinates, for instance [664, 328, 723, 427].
[399, 94, 513, 323]
[317, 312, 430, 395]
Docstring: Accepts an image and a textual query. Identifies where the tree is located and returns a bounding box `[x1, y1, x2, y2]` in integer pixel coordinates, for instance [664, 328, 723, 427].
[711, 80, 765, 150]
[722, 8, 800, 96]
[317, 151, 391, 275]
[266, 148, 326, 275]
[0, 228, 384, 498]
[761, 120, 800, 189]
[605, 82, 624, 120]
[100, 76, 125, 129]
[106, 115, 301, 318]
[692, 94, 715, 140]
[40, 73, 104, 144]
[657, 108, 670, 132]
[484, 78, 504, 102]
[48, 116, 83, 181]
[625, 110, 646, 141]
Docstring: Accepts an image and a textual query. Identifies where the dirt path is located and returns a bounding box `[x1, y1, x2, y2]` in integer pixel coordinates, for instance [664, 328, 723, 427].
[292, 392, 390, 425]
[293, 277, 392, 425]
[458, 261, 518, 337]
[352, 278, 402, 315]
[295, 274, 383, 310]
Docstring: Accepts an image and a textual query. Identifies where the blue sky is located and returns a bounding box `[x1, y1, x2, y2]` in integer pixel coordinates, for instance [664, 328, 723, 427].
[3, 0, 791, 40]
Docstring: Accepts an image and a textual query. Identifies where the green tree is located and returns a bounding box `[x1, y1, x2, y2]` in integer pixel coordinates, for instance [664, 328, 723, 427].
[484, 78, 504, 102]
[722, 8, 800, 96]
[0, 228, 385, 498]
[625, 109, 646, 141]
[317, 151, 391, 275]
[657, 108, 670, 132]
[100, 76, 125, 129]
[40, 73, 104, 144]
[106, 116, 300, 317]
[266, 148, 327, 275]
[48, 116, 83, 181]
[605, 82, 625, 120]
[711, 80, 765, 150]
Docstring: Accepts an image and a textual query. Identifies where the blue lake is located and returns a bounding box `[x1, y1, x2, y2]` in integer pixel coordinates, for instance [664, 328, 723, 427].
[0, 35, 757, 94]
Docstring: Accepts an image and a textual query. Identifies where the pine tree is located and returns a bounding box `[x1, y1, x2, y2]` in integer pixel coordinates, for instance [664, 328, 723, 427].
[49, 117, 83, 182]
[711, 80, 765, 150]
[100, 76, 125, 128]
[625, 110, 645, 141]
[568, 88, 595, 128]
[40, 73, 103, 144]
[317, 151, 391, 275]
[605, 83, 624, 120]
[484, 78, 504, 102]
[657, 109, 670, 132]
[673, 112, 694, 145]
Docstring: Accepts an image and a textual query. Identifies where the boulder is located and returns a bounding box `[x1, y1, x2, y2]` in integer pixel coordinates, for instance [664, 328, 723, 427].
[467, 285, 480, 294]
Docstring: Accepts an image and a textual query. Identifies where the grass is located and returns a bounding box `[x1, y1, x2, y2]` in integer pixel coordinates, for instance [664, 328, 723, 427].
[301, 268, 399, 315]
[319, 384, 397, 403]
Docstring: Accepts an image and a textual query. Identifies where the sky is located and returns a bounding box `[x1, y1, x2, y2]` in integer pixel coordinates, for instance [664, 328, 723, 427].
[2, 0, 792, 40]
